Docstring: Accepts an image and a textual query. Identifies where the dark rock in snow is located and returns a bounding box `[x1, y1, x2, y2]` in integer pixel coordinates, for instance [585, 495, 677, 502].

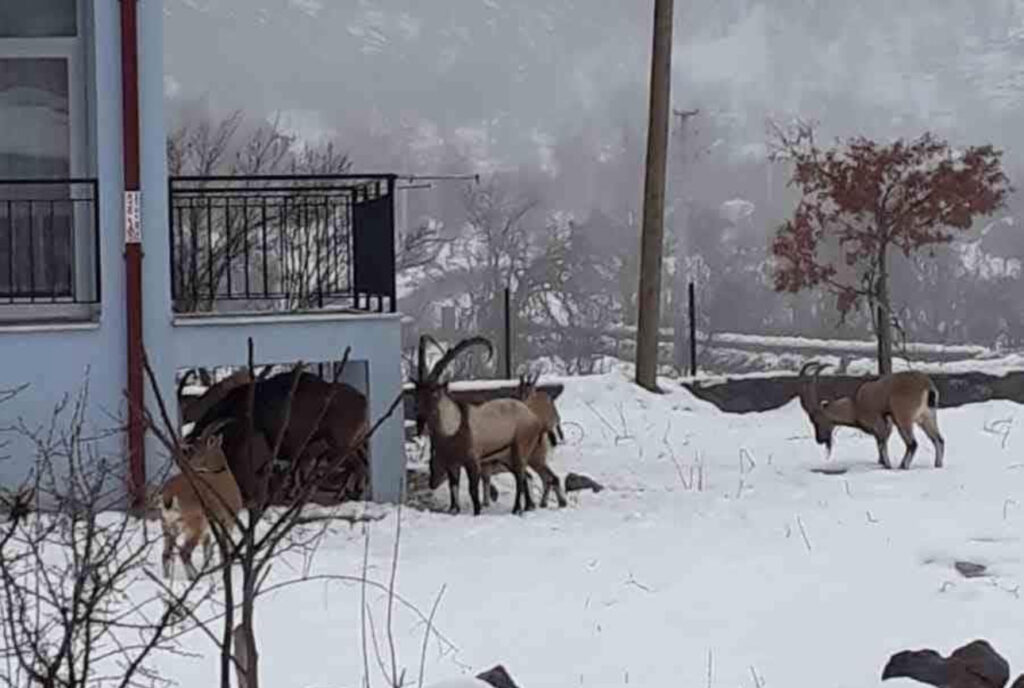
[476, 664, 520, 688]
[954, 561, 988, 578]
[882, 639, 1024, 688]
[564, 472, 604, 493]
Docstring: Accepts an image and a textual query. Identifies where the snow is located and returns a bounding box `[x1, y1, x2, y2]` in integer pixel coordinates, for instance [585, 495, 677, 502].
[155, 370, 1024, 687]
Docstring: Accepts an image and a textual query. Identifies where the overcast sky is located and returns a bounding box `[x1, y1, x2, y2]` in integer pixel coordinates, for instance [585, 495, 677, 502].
[164, 1, 1024, 175]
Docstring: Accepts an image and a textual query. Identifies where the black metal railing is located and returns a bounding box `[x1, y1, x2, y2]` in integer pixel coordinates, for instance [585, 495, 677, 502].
[0, 179, 101, 304]
[169, 175, 397, 315]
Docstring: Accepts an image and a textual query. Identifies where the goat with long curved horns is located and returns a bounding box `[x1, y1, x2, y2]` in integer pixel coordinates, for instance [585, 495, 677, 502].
[414, 334, 551, 515]
[798, 361, 945, 470]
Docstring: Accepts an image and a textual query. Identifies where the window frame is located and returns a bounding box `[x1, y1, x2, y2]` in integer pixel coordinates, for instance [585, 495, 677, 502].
[0, 0, 97, 322]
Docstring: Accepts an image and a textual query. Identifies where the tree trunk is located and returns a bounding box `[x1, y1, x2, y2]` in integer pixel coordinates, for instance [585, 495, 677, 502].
[876, 249, 893, 376]
[233, 623, 256, 688]
[635, 0, 675, 391]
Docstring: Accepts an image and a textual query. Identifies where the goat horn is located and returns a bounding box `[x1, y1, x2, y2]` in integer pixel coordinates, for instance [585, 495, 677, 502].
[417, 334, 446, 383]
[428, 336, 494, 383]
[798, 361, 824, 378]
[198, 417, 235, 442]
[177, 369, 195, 398]
[798, 361, 829, 410]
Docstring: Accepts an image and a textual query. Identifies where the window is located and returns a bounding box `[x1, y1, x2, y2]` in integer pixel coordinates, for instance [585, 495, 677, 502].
[0, 1, 77, 39]
[0, 1, 94, 308]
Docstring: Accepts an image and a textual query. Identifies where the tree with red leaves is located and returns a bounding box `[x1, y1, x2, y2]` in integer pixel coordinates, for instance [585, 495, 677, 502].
[769, 122, 1012, 374]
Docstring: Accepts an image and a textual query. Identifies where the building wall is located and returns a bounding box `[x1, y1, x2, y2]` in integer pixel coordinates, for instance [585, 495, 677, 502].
[137, 0, 177, 482]
[0, 1, 128, 490]
[0, 2, 407, 503]
[171, 312, 406, 502]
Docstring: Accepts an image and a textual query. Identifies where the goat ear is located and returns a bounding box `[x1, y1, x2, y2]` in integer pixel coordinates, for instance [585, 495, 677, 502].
[206, 433, 223, 449]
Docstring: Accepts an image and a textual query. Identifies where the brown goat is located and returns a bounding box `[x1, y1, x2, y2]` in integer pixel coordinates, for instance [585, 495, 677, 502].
[178, 366, 275, 426]
[161, 419, 244, 580]
[187, 368, 369, 508]
[798, 361, 945, 470]
[414, 335, 548, 515]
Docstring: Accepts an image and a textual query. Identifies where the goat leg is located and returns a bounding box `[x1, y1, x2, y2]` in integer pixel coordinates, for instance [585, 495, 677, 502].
[897, 423, 919, 470]
[202, 533, 215, 572]
[179, 536, 200, 581]
[522, 472, 536, 511]
[512, 470, 525, 515]
[465, 460, 482, 516]
[874, 417, 893, 469]
[537, 466, 567, 509]
[161, 528, 176, 580]
[446, 465, 461, 515]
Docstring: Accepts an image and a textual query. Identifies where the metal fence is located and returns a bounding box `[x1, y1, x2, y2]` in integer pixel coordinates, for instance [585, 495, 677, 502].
[0, 179, 100, 304]
[169, 175, 396, 314]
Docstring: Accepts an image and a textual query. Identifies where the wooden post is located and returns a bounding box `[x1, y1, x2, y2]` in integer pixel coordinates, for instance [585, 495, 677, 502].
[503, 287, 512, 380]
[635, 0, 675, 391]
[688, 281, 697, 377]
[877, 304, 885, 375]
[441, 305, 456, 333]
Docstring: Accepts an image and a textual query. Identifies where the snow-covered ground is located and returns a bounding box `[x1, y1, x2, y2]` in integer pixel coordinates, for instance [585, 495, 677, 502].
[159, 369, 1024, 687]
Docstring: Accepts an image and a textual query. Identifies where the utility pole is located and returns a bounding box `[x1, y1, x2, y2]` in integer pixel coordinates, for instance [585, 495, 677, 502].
[635, 0, 675, 392]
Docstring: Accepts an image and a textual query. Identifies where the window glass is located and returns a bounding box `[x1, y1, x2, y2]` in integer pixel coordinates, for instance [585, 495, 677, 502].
[0, 1, 77, 38]
[0, 58, 72, 297]
[0, 58, 70, 178]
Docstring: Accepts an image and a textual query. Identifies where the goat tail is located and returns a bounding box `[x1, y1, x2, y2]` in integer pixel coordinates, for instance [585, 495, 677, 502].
[927, 382, 939, 409]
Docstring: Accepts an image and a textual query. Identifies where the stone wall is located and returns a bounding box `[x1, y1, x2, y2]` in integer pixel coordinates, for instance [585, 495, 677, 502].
[681, 371, 1024, 414]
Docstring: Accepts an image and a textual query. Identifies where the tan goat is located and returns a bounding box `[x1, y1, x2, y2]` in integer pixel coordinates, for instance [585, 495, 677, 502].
[414, 335, 551, 515]
[798, 361, 946, 470]
[480, 372, 567, 508]
[160, 419, 244, 580]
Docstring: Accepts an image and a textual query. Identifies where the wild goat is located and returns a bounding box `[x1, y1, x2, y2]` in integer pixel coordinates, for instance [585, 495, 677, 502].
[414, 334, 550, 515]
[516, 371, 564, 446]
[798, 361, 945, 470]
[160, 419, 243, 580]
[480, 372, 567, 508]
[177, 366, 274, 426]
[187, 369, 369, 507]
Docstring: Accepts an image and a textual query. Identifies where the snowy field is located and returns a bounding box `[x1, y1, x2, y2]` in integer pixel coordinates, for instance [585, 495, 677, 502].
[160, 370, 1024, 687]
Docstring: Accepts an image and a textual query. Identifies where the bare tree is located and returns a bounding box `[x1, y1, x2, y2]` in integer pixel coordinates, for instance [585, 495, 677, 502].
[0, 381, 210, 688]
[139, 339, 427, 688]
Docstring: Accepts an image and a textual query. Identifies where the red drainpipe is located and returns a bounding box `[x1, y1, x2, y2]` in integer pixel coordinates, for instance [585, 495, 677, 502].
[120, 0, 145, 508]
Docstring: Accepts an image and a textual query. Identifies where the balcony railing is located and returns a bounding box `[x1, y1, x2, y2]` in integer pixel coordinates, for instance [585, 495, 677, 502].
[0, 179, 100, 305]
[169, 175, 397, 315]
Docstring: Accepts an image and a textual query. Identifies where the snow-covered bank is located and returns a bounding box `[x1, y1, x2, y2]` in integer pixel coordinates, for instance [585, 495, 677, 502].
[157, 370, 1024, 687]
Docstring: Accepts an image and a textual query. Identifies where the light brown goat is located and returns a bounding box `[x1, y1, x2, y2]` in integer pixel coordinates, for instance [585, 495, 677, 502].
[160, 419, 244, 580]
[415, 335, 549, 515]
[798, 361, 945, 470]
[480, 372, 567, 508]
[516, 371, 564, 446]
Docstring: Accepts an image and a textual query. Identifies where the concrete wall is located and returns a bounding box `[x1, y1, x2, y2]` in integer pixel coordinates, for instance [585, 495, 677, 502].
[683, 371, 1024, 414]
[170, 312, 406, 502]
[0, 1, 127, 489]
[0, 2, 408, 505]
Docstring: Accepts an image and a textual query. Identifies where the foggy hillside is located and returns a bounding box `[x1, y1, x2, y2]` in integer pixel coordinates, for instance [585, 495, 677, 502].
[164, 0, 1024, 373]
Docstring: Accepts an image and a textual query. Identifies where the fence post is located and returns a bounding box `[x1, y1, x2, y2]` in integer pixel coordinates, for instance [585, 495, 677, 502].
[504, 287, 512, 380]
[688, 281, 697, 377]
